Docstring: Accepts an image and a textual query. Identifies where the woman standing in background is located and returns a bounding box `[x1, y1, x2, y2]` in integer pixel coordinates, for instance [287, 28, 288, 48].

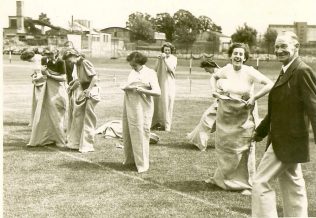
[151, 42, 177, 132]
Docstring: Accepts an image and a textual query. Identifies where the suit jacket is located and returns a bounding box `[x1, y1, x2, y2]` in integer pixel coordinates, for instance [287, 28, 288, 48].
[256, 57, 316, 163]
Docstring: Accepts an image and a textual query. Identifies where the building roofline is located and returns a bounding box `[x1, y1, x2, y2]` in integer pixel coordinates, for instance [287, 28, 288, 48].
[100, 26, 131, 32]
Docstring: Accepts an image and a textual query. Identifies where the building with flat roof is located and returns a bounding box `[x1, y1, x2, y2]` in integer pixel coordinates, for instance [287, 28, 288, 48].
[268, 22, 316, 44]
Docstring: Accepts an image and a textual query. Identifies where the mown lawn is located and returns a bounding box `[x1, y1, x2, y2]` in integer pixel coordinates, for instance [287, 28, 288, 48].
[3, 57, 316, 217]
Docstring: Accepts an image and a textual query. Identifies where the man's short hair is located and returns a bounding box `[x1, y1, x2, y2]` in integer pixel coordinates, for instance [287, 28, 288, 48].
[278, 31, 299, 45]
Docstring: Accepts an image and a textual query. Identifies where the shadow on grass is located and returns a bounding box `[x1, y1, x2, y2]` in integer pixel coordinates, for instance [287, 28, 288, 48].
[154, 142, 202, 151]
[229, 207, 251, 216]
[3, 121, 29, 126]
[162, 180, 223, 193]
[230, 204, 316, 216]
[3, 141, 56, 153]
[59, 160, 102, 171]
[98, 161, 138, 172]
[59, 160, 138, 172]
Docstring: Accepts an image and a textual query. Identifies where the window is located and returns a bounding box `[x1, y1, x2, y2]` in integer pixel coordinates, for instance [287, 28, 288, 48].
[114, 31, 117, 37]
[9, 19, 17, 28]
[92, 36, 100, 42]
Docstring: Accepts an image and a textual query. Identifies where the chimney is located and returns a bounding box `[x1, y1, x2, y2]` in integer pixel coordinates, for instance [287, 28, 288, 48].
[16, 1, 25, 33]
[16, 1, 23, 16]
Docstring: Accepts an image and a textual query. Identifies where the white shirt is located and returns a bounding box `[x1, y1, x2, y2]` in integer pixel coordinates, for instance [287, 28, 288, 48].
[127, 65, 160, 92]
[282, 57, 298, 73]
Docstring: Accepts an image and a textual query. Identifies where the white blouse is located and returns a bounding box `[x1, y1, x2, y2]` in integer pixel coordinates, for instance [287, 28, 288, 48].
[127, 65, 160, 92]
[214, 64, 268, 95]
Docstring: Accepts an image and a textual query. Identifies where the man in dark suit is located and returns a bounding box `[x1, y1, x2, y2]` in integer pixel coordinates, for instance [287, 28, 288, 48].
[251, 31, 316, 217]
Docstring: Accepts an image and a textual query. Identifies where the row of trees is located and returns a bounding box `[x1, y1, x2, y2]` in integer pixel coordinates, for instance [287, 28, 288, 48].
[126, 10, 222, 45]
[126, 9, 279, 54]
[33, 11, 279, 54]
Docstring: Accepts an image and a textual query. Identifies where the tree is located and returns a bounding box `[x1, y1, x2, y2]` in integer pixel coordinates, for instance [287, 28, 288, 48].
[173, 9, 200, 51]
[263, 28, 278, 54]
[198, 15, 222, 34]
[198, 15, 214, 32]
[231, 23, 257, 47]
[153, 13, 175, 41]
[38, 13, 50, 24]
[126, 12, 155, 42]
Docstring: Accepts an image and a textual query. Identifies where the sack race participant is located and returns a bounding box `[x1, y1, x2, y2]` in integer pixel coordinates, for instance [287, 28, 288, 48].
[63, 49, 100, 153]
[207, 43, 273, 195]
[122, 51, 161, 173]
[151, 42, 177, 132]
[28, 47, 67, 147]
[21, 49, 45, 127]
[187, 59, 220, 151]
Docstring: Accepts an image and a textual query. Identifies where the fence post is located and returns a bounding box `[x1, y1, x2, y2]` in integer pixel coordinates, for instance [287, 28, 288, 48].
[113, 73, 117, 86]
[189, 51, 192, 93]
[256, 57, 259, 70]
[9, 50, 12, 64]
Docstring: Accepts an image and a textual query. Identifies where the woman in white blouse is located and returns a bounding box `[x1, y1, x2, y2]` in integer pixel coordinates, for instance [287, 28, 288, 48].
[122, 51, 161, 173]
[151, 42, 177, 132]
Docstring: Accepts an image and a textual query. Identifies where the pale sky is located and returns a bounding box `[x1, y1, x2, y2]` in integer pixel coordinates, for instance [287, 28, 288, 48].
[1, 0, 316, 36]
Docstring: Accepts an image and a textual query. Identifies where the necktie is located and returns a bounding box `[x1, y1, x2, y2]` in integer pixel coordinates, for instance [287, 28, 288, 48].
[279, 69, 285, 79]
[277, 69, 285, 82]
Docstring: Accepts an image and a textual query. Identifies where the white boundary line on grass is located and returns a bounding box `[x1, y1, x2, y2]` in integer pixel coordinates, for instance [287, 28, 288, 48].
[44, 146, 247, 217]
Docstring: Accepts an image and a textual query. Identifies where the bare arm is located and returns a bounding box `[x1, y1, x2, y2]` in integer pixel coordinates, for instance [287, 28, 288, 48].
[246, 69, 273, 106]
[136, 70, 161, 97]
[136, 87, 161, 96]
[253, 78, 273, 100]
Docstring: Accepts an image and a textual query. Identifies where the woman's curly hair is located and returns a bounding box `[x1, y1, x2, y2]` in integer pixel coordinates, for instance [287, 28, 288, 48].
[126, 51, 148, 65]
[161, 42, 176, 54]
[227, 42, 250, 63]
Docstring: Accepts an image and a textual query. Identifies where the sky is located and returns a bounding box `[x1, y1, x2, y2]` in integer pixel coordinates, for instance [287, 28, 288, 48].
[1, 0, 316, 36]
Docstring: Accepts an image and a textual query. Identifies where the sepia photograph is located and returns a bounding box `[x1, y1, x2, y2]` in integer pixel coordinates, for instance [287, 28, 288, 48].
[1, 0, 316, 217]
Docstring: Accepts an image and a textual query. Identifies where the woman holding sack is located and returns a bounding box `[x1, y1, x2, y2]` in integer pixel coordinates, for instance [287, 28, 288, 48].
[28, 47, 67, 147]
[63, 49, 100, 153]
[20, 49, 45, 127]
[122, 51, 161, 173]
[187, 59, 220, 151]
[151, 42, 177, 132]
[208, 43, 273, 195]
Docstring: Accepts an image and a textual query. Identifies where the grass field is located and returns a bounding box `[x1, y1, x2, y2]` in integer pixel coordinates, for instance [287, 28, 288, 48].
[3, 56, 316, 217]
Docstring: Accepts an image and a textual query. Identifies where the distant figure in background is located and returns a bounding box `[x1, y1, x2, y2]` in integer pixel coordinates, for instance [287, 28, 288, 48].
[28, 47, 67, 147]
[61, 41, 78, 135]
[61, 41, 75, 84]
[252, 31, 316, 218]
[63, 49, 100, 153]
[187, 59, 220, 151]
[151, 42, 177, 132]
[122, 51, 161, 173]
[20, 48, 44, 127]
[208, 43, 273, 195]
